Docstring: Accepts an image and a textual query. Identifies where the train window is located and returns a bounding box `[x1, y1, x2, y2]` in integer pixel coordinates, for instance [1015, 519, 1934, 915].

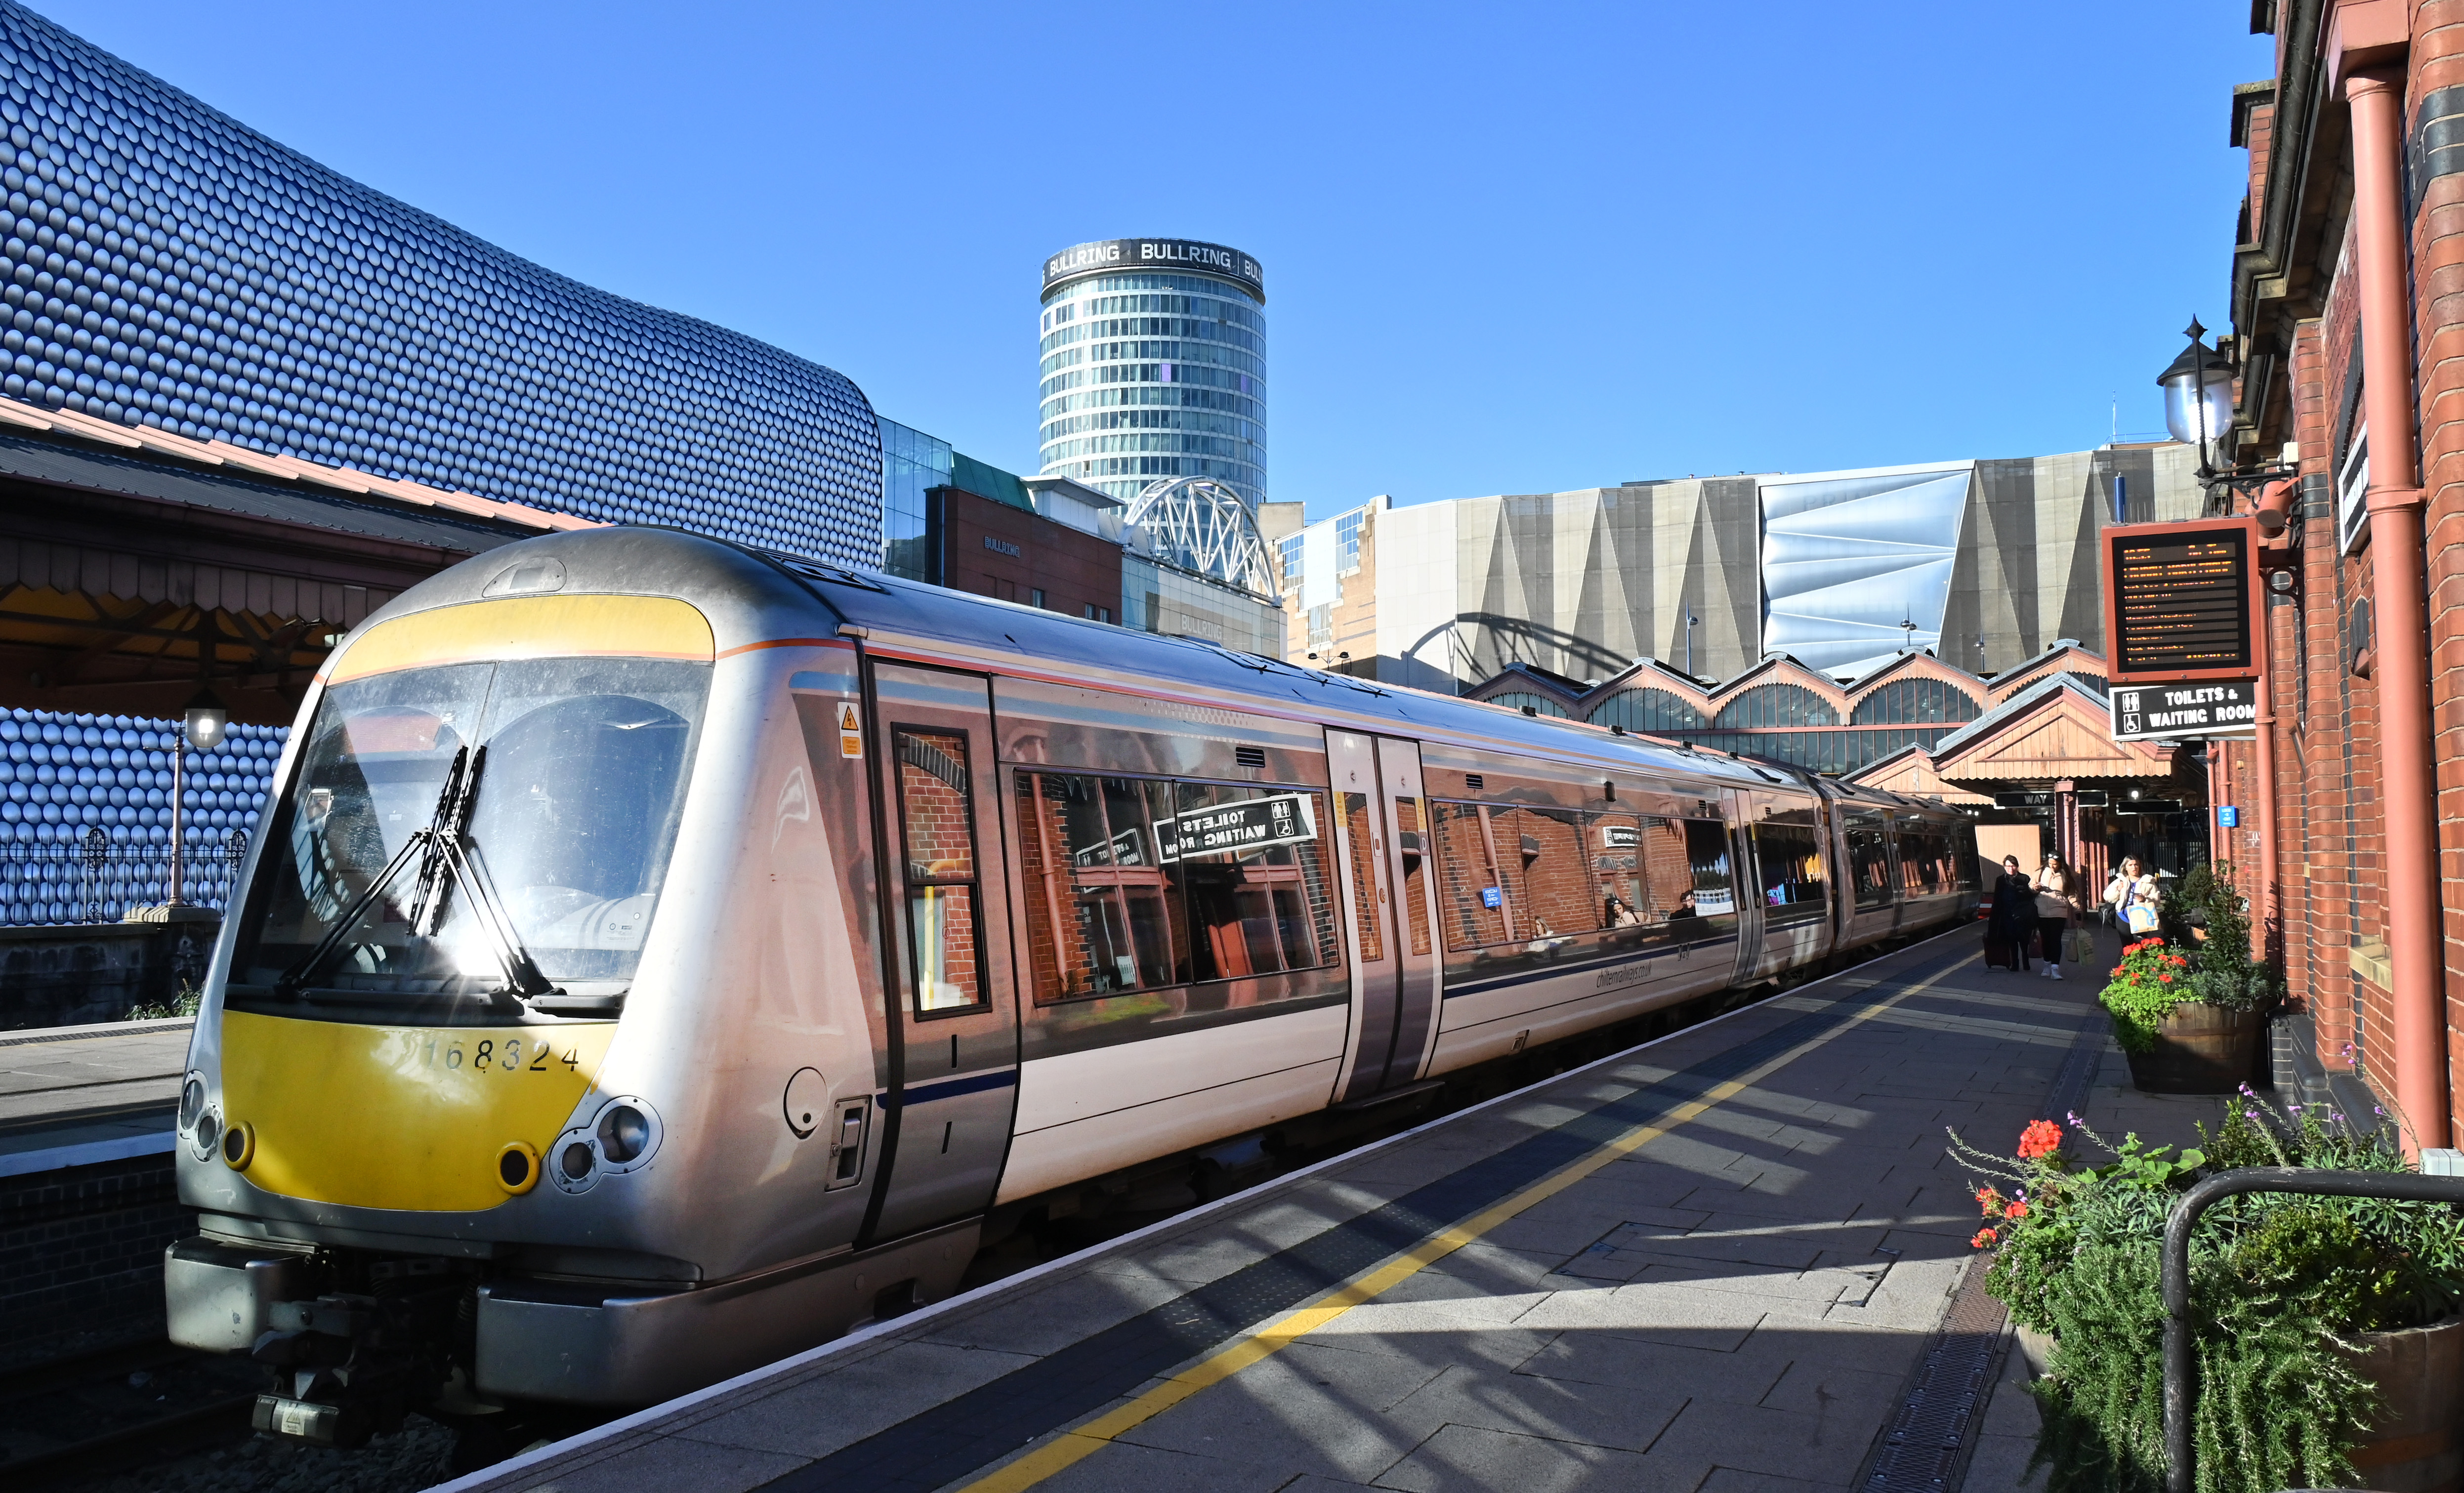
[1951, 821, 1983, 890]
[1895, 816, 1951, 894]
[1392, 797, 1433, 955]
[1590, 811, 1646, 929]
[1432, 802, 1511, 950]
[1173, 782, 1338, 982]
[1490, 804, 1590, 943]
[1846, 812, 1894, 909]
[1013, 772, 1337, 1002]
[1676, 820, 1739, 926]
[1014, 772, 1181, 1002]
[893, 729, 987, 1014]
[1340, 793, 1384, 963]
[1752, 820, 1828, 927]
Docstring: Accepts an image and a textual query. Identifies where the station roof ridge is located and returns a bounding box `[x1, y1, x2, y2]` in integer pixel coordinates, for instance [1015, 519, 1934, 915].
[1928, 670, 2111, 757]
[0, 395, 600, 538]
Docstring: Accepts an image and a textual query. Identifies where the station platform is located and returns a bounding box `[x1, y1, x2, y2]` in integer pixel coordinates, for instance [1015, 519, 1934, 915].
[439, 923, 2129, 1493]
[0, 1015, 190, 1177]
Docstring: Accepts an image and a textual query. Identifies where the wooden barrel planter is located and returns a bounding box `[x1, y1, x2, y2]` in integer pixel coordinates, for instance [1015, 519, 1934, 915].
[2122, 1000, 2267, 1093]
[2339, 1314, 2464, 1493]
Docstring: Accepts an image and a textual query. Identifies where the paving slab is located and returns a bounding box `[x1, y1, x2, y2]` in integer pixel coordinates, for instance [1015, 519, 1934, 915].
[437, 928, 2106, 1493]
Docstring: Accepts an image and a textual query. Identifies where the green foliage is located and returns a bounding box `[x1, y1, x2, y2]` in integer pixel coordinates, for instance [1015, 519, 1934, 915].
[124, 983, 201, 1020]
[2098, 939, 2195, 1051]
[1950, 1096, 2464, 1493]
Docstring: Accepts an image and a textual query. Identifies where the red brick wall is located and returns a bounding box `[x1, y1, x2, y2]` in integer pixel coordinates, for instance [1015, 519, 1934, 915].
[2413, 4, 2464, 1142]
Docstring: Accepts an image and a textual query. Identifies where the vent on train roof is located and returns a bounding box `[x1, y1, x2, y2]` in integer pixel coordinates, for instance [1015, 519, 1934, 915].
[1464, 773, 1486, 790]
[1234, 745, 1267, 769]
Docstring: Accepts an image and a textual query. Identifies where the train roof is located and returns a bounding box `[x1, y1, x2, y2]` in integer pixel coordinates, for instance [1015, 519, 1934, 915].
[346, 527, 1962, 816]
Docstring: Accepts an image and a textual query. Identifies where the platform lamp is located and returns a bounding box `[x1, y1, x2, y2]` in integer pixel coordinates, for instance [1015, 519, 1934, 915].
[2158, 319, 2236, 478]
[166, 687, 228, 907]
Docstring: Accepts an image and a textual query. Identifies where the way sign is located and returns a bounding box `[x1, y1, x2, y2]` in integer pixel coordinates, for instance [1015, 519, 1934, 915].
[2110, 678, 2257, 742]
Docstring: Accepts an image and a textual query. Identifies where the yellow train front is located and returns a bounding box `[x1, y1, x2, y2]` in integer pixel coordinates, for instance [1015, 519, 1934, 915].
[165, 526, 1977, 1452]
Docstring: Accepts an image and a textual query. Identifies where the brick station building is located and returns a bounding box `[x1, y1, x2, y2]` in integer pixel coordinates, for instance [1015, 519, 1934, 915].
[2215, 0, 2464, 1150]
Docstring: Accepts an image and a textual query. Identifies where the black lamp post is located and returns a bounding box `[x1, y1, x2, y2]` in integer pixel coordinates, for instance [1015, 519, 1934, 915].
[167, 687, 227, 907]
[2159, 318, 2236, 476]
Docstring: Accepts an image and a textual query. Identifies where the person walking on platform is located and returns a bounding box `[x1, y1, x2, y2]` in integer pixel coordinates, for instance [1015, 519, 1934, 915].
[2032, 853, 2080, 980]
[1987, 855, 2036, 971]
[2108, 855, 2162, 940]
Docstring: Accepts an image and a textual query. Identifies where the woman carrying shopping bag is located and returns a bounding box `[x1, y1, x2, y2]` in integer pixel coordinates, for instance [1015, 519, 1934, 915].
[2112, 856, 2163, 939]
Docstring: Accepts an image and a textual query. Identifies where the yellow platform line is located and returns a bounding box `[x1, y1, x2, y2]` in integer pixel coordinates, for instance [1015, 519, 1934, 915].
[953, 954, 1971, 1493]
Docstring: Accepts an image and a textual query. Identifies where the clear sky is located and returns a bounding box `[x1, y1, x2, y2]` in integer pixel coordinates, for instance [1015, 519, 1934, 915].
[32, 1, 2274, 521]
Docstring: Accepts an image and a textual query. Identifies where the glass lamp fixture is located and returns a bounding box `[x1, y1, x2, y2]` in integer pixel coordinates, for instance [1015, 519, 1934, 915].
[182, 688, 229, 751]
[2159, 324, 2235, 448]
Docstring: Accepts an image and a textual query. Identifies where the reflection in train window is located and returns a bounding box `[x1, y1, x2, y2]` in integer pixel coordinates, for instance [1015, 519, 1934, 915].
[1895, 816, 1952, 894]
[1175, 781, 1337, 982]
[1392, 797, 1433, 955]
[1591, 812, 1646, 929]
[1432, 802, 1510, 951]
[1013, 772, 1337, 1004]
[893, 729, 987, 1013]
[1753, 820, 1829, 927]
[1432, 800, 1738, 952]
[1846, 812, 1894, 908]
[1341, 793, 1384, 963]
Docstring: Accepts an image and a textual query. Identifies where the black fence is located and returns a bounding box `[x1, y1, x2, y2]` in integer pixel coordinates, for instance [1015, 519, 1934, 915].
[0, 829, 252, 926]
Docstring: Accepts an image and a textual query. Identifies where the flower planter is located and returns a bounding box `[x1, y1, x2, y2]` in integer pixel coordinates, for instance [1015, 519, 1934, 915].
[2121, 1000, 2267, 1093]
[2013, 1324, 2054, 1379]
[2339, 1314, 2464, 1493]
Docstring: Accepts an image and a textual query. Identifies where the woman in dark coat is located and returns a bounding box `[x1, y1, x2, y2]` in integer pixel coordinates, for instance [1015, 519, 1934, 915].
[1987, 855, 2036, 971]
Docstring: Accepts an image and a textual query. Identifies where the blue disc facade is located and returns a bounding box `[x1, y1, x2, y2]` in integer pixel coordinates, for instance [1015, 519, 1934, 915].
[0, 707, 284, 923]
[0, 3, 883, 564]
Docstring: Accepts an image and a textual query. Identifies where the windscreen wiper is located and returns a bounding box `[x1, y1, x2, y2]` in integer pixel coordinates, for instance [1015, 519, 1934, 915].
[277, 746, 559, 1001]
[410, 746, 557, 999]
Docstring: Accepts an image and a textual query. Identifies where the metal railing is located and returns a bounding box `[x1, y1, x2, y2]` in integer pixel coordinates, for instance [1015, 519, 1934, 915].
[2161, 1165, 2464, 1493]
[0, 828, 252, 926]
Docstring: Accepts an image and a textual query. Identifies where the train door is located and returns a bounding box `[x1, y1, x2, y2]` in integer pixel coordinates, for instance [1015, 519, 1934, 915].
[861, 663, 1021, 1242]
[1327, 733, 1439, 1100]
[1374, 737, 1440, 1091]
[1728, 804, 1765, 986]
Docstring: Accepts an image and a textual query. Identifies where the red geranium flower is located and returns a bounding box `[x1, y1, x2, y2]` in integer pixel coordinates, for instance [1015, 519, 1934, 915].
[2016, 1120, 2063, 1160]
[2003, 1199, 2030, 1221]
[1971, 1227, 1999, 1249]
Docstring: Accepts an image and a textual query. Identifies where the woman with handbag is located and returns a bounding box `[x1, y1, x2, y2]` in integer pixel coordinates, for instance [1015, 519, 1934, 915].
[1987, 855, 2038, 972]
[2114, 856, 2163, 939]
[2032, 853, 2079, 980]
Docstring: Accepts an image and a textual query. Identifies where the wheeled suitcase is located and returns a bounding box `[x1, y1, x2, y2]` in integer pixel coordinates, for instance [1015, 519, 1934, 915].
[1983, 931, 2024, 971]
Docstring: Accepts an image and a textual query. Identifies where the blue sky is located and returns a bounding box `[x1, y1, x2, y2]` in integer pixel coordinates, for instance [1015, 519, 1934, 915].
[34, 1, 2273, 521]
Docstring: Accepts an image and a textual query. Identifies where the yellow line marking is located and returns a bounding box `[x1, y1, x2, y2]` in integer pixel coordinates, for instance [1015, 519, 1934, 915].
[953, 954, 1973, 1493]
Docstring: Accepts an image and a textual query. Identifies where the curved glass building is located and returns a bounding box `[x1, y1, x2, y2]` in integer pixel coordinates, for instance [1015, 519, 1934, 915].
[0, 3, 882, 565]
[1038, 238, 1265, 509]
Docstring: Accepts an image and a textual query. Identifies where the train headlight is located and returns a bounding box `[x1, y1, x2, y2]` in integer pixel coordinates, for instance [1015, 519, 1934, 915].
[549, 1096, 663, 1194]
[496, 1141, 541, 1196]
[598, 1105, 650, 1164]
[221, 1120, 255, 1171]
[178, 1074, 206, 1132]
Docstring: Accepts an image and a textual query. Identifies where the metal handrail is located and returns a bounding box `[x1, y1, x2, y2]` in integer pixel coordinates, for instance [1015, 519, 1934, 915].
[2161, 1166, 2464, 1493]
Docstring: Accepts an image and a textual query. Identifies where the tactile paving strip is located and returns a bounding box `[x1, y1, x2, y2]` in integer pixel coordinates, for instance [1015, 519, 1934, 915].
[749, 944, 1981, 1493]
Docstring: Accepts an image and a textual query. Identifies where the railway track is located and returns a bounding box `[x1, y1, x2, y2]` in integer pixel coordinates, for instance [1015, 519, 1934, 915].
[0, 1338, 257, 1488]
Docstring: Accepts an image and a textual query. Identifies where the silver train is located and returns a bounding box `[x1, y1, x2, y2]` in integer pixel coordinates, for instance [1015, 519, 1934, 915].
[163, 528, 1978, 1444]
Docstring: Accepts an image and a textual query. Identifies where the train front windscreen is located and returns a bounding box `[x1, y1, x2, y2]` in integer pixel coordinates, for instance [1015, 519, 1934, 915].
[229, 655, 709, 1022]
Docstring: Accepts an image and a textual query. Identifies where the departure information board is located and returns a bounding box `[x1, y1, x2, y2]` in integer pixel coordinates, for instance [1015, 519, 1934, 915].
[2106, 523, 2255, 679]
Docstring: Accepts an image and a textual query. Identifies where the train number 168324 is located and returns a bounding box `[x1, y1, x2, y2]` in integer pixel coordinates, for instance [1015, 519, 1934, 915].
[420, 1038, 583, 1074]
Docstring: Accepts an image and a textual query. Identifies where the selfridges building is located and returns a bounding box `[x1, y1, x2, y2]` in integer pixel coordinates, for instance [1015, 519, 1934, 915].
[0, 2, 883, 564]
